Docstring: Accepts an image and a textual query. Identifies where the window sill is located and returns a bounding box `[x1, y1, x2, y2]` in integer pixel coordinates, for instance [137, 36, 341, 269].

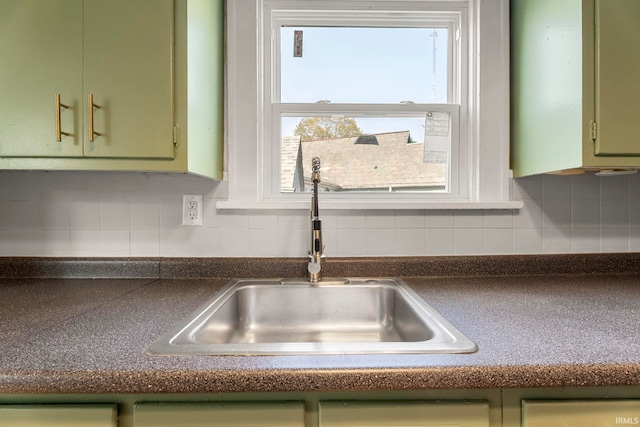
[216, 199, 523, 210]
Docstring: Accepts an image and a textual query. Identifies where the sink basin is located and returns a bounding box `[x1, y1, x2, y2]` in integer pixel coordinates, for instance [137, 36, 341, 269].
[146, 278, 477, 355]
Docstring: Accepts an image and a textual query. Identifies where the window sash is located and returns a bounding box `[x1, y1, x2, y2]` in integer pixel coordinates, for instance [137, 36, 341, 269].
[267, 8, 462, 105]
[267, 103, 464, 201]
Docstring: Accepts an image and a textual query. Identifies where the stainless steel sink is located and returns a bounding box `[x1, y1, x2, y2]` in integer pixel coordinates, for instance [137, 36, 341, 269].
[146, 278, 477, 355]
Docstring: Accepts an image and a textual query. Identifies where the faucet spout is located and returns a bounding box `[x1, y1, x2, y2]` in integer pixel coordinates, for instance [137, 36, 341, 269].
[308, 157, 324, 282]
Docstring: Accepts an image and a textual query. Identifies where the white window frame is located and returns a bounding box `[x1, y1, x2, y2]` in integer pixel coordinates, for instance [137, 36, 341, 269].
[221, 0, 521, 210]
[267, 7, 463, 199]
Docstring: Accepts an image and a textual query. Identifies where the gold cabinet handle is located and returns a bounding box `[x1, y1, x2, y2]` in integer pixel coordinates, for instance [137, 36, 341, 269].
[55, 93, 71, 142]
[88, 93, 102, 142]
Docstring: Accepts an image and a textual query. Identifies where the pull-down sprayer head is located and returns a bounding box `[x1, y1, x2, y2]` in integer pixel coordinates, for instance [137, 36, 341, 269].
[308, 157, 323, 282]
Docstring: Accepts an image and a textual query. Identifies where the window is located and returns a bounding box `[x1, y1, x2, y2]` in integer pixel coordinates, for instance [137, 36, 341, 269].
[222, 0, 519, 209]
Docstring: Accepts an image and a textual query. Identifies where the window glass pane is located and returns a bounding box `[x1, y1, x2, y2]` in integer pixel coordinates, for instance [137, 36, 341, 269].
[280, 116, 448, 193]
[280, 27, 449, 104]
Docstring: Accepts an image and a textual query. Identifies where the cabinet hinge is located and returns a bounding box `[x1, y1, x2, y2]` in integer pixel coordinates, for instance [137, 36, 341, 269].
[173, 125, 179, 147]
[590, 121, 597, 142]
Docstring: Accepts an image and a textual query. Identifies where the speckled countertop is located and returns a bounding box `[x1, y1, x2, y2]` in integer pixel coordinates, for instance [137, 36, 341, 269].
[1, 254, 640, 394]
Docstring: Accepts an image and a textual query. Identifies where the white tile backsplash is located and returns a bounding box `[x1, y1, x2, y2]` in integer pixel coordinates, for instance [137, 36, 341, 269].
[542, 174, 571, 199]
[70, 198, 100, 230]
[366, 210, 396, 229]
[130, 229, 160, 257]
[99, 230, 130, 256]
[572, 174, 601, 199]
[513, 229, 543, 254]
[601, 228, 629, 253]
[70, 230, 101, 256]
[1, 170, 640, 257]
[130, 200, 160, 230]
[218, 228, 250, 257]
[571, 228, 601, 253]
[454, 210, 485, 229]
[159, 228, 191, 256]
[249, 228, 279, 257]
[42, 229, 71, 256]
[601, 199, 629, 229]
[11, 200, 40, 229]
[631, 228, 640, 251]
[190, 227, 220, 257]
[484, 229, 514, 255]
[395, 229, 426, 255]
[278, 227, 308, 257]
[601, 175, 629, 200]
[395, 210, 426, 229]
[425, 229, 455, 255]
[335, 228, 367, 256]
[542, 228, 572, 254]
[11, 229, 42, 256]
[454, 229, 484, 255]
[100, 200, 130, 230]
[0, 230, 10, 255]
[542, 198, 571, 229]
[426, 210, 456, 229]
[572, 199, 601, 228]
[365, 228, 396, 256]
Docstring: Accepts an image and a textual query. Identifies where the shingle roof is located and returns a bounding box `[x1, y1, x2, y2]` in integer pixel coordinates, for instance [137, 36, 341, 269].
[294, 131, 446, 190]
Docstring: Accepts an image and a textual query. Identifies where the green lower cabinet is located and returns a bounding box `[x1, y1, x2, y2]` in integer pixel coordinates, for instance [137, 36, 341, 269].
[319, 400, 490, 427]
[522, 400, 640, 427]
[0, 404, 117, 427]
[133, 402, 305, 427]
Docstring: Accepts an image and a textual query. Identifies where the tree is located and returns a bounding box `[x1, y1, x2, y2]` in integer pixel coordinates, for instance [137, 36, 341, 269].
[294, 116, 362, 142]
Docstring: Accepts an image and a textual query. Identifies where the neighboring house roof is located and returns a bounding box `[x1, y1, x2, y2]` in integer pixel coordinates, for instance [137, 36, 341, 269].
[284, 131, 446, 191]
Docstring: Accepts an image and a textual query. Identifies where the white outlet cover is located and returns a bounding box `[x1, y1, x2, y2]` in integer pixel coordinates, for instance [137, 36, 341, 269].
[182, 195, 203, 226]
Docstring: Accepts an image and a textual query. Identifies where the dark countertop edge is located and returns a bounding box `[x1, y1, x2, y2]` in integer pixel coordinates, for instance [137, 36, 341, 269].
[2, 253, 640, 279]
[0, 257, 160, 279]
[2, 364, 640, 394]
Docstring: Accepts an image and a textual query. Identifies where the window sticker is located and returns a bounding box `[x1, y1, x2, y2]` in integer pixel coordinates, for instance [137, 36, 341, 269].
[424, 111, 450, 164]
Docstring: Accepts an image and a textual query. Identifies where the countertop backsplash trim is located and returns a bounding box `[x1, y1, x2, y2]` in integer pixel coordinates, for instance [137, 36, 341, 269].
[1, 253, 640, 279]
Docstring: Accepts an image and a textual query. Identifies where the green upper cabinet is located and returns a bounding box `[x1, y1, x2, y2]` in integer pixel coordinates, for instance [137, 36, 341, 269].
[511, 0, 640, 176]
[0, 404, 117, 427]
[0, 0, 173, 160]
[82, 0, 174, 159]
[594, 0, 640, 157]
[0, 0, 83, 158]
[0, 0, 224, 179]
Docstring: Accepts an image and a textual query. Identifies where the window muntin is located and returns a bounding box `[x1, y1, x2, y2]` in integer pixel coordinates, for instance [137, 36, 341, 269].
[264, 4, 466, 201]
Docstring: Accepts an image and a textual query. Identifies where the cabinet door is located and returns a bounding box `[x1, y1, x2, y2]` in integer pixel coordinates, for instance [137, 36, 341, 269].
[83, 0, 174, 159]
[0, 404, 117, 427]
[134, 402, 305, 427]
[0, 0, 83, 158]
[594, 0, 640, 156]
[319, 401, 490, 427]
[523, 399, 640, 426]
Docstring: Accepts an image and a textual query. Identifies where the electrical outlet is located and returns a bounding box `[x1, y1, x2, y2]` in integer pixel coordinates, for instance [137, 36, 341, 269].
[182, 195, 203, 226]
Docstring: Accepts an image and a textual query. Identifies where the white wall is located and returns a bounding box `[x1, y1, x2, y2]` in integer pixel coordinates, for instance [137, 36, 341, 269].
[0, 170, 639, 257]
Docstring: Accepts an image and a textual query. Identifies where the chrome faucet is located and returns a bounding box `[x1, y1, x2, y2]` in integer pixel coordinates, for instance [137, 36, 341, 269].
[308, 157, 324, 282]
